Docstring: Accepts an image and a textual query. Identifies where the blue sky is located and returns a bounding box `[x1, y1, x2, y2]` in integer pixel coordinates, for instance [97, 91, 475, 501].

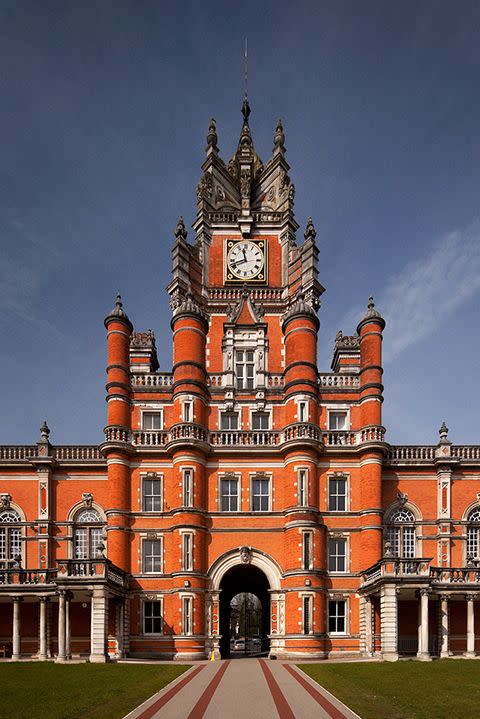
[1, 1, 479, 445]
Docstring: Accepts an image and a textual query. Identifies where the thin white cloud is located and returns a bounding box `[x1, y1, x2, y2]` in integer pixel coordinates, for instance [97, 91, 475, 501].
[381, 222, 480, 362]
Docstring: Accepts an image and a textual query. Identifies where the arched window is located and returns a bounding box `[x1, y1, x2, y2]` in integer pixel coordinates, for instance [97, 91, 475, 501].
[73, 508, 104, 560]
[0, 510, 22, 568]
[385, 508, 416, 558]
[467, 507, 480, 561]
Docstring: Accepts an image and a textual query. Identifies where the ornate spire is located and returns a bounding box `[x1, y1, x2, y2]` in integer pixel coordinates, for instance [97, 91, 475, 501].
[174, 216, 187, 242]
[104, 292, 132, 330]
[439, 420, 450, 443]
[273, 119, 285, 153]
[206, 118, 218, 152]
[363, 295, 381, 320]
[304, 217, 317, 243]
[39, 420, 50, 442]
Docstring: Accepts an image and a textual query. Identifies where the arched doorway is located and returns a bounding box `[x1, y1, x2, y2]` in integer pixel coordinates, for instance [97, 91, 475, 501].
[219, 563, 270, 658]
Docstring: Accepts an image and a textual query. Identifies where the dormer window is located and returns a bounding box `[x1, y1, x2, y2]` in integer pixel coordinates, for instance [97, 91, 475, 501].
[235, 350, 255, 390]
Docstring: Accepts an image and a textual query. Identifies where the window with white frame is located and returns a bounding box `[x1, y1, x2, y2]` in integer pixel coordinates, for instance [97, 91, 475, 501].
[385, 508, 416, 558]
[328, 537, 347, 573]
[220, 412, 239, 430]
[328, 410, 348, 430]
[328, 599, 346, 634]
[302, 595, 313, 634]
[142, 411, 162, 430]
[302, 531, 313, 570]
[182, 596, 193, 635]
[182, 400, 193, 422]
[298, 401, 308, 423]
[74, 509, 104, 560]
[220, 476, 239, 512]
[0, 510, 22, 568]
[142, 538, 162, 573]
[252, 476, 270, 512]
[328, 476, 347, 512]
[235, 350, 255, 390]
[298, 469, 309, 507]
[252, 412, 269, 430]
[467, 507, 480, 560]
[142, 474, 162, 512]
[182, 469, 194, 508]
[182, 532, 194, 571]
[143, 600, 163, 634]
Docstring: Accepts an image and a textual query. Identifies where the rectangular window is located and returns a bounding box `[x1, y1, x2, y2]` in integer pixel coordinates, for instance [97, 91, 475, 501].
[328, 538, 346, 573]
[329, 411, 347, 430]
[235, 350, 255, 390]
[142, 412, 162, 430]
[220, 477, 239, 512]
[220, 412, 239, 430]
[144, 600, 163, 634]
[142, 539, 162, 573]
[252, 477, 270, 512]
[142, 475, 162, 512]
[252, 412, 269, 430]
[182, 401, 193, 422]
[298, 470, 308, 507]
[303, 532, 312, 570]
[182, 596, 193, 635]
[403, 527, 415, 558]
[298, 401, 307, 423]
[328, 600, 346, 634]
[182, 533, 193, 571]
[328, 476, 347, 512]
[302, 595, 312, 634]
[182, 469, 193, 508]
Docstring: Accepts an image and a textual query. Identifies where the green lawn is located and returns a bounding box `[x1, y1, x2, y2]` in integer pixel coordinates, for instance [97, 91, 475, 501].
[0, 662, 189, 719]
[299, 660, 480, 719]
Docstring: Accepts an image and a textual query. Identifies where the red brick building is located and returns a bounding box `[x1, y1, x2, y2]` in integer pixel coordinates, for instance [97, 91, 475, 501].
[1, 104, 480, 663]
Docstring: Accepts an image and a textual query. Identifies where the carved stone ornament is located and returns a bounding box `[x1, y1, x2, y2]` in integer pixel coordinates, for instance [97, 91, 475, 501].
[0, 493, 12, 509]
[239, 546, 252, 564]
[130, 329, 156, 349]
[397, 491, 408, 506]
[240, 168, 251, 199]
[335, 331, 360, 349]
[196, 172, 213, 201]
[82, 492, 93, 509]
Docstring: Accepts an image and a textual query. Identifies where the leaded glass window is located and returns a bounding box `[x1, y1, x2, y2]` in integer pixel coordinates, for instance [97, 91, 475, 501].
[73, 508, 104, 560]
[467, 507, 480, 560]
[0, 510, 22, 568]
[385, 508, 416, 558]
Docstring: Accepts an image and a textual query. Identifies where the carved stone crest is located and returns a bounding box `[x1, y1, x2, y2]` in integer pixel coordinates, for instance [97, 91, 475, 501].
[82, 492, 93, 509]
[239, 546, 252, 564]
[0, 493, 12, 509]
[397, 491, 408, 506]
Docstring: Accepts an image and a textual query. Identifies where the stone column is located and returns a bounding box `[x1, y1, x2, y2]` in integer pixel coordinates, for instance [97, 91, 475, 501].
[65, 592, 71, 659]
[116, 599, 125, 658]
[438, 594, 449, 658]
[39, 597, 48, 660]
[465, 594, 476, 658]
[380, 585, 398, 661]
[12, 597, 22, 661]
[417, 589, 431, 661]
[90, 588, 108, 663]
[364, 596, 373, 656]
[56, 591, 67, 662]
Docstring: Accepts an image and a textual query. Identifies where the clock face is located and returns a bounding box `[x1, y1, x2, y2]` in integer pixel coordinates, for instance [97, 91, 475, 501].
[226, 241, 265, 281]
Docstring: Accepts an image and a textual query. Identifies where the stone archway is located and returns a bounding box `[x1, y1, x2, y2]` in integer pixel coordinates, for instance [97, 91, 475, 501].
[206, 548, 285, 659]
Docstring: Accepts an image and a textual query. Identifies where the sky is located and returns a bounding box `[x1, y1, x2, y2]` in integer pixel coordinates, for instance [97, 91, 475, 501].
[1, 0, 479, 446]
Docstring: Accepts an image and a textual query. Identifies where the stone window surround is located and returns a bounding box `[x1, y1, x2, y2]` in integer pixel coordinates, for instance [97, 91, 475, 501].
[326, 405, 350, 431]
[299, 591, 314, 635]
[179, 592, 195, 636]
[295, 466, 310, 507]
[384, 502, 422, 558]
[179, 529, 195, 571]
[222, 326, 268, 391]
[327, 595, 349, 636]
[140, 471, 164, 513]
[249, 472, 272, 512]
[140, 407, 164, 431]
[294, 397, 310, 423]
[218, 472, 241, 512]
[140, 533, 163, 574]
[250, 407, 272, 430]
[0, 505, 25, 568]
[180, 466, 195, 508]
[327, 472, 350, 513]
[66, 501, 107, 560]
[142, 596, 164, 636]
[327, 533, 349, 574]
[300, 528, 314, 570]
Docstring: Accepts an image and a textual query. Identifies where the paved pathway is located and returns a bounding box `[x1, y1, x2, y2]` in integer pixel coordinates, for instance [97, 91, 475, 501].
[125, 658, 360, 719]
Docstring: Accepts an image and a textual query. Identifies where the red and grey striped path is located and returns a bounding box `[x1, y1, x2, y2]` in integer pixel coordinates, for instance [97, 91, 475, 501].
[124, 658, 361, 719]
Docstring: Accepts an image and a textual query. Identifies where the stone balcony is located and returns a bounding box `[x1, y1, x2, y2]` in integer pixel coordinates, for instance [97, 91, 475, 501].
[130, 371, 361, 391]
[361, 557, 480, 592]
[0, 559, 128, 593]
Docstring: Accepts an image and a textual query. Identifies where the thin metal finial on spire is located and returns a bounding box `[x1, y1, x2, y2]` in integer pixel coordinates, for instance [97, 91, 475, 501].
[242, 38, 251, 125]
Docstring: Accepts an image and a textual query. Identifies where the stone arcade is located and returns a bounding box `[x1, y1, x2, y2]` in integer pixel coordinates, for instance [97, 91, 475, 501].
[1, 102, 480, 662]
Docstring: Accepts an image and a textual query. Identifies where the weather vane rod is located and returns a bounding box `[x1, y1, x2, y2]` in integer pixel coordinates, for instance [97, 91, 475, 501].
[244, 37, 248, 100]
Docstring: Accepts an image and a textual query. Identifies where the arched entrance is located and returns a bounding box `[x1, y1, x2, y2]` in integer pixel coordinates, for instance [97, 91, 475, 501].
[219, 564, 270, 658]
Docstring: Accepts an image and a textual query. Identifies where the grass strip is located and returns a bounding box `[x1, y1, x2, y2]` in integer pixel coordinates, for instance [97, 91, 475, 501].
[299, 659, 480, 719]
[0, 662, 188, 719]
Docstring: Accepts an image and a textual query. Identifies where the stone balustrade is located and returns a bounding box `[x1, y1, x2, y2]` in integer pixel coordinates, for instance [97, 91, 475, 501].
[131, 373, 173, 387]
[210, 430, 281, 447]
[318, 374, 360, 388]
[57, 559, 128, 587]
[0, 568, 57, 585]
[430, 566, 480, 584]
[362, 557, 432, 587]
[132, 430, 168, 446]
